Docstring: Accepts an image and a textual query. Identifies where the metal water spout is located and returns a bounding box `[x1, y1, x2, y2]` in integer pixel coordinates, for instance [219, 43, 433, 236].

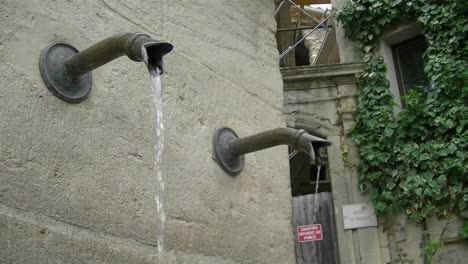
[39, 33, 173, 103]
[212, 127, 331, 176]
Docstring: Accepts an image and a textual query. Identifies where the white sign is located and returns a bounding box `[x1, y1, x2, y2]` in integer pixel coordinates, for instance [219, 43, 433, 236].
[342, 203, 378, 230]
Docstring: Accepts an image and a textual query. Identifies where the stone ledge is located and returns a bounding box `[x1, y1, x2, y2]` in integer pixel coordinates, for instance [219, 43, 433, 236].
[280, 63, 364, 82]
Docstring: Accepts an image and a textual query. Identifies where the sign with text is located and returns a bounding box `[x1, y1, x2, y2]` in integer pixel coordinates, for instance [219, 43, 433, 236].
[297, 224, 323, 242]
[342, 203, 378, 230]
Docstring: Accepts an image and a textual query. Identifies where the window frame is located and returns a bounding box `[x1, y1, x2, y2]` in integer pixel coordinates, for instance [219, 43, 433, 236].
[391, 36, 428, 103]
[378, 23, 423, 111]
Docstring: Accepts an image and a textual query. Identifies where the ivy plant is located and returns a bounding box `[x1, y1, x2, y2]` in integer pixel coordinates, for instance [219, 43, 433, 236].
[335, 0, 467, 243]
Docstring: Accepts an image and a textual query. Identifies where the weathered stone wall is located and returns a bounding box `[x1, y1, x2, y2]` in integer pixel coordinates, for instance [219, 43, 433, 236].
[0, 1, 295, 263]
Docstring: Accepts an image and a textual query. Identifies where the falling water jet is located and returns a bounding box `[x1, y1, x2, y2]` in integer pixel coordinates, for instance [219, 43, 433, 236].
[148, 67, 166, 254]
[142, 44, 168, 254]
[39, 32, 173, 255]
[313, 160, 322, 224]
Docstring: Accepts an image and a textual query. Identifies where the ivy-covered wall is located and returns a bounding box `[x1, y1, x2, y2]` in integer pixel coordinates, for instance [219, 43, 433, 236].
[334, 0, 467, 263]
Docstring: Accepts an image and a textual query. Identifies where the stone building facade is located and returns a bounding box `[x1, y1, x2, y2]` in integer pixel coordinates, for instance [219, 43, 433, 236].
[2, 0, 466, 263]
[278, 0, 468, 263]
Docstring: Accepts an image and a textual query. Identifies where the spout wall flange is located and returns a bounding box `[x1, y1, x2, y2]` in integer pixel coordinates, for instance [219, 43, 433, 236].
[39, 42, 92, 103]
[212, 127, 245, 176]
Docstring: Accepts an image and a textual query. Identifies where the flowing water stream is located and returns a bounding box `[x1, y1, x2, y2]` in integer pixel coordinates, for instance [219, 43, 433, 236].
[148, 66, 166, 254]
[313, 163, 321, 223]
[291, 150, 322, 223]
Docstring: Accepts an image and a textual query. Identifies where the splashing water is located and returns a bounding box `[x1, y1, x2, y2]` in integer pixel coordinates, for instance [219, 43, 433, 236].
[148, 66, 166, 254]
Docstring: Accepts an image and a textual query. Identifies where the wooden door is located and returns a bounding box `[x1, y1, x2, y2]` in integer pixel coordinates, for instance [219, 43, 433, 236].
[292, 193, 339, 264]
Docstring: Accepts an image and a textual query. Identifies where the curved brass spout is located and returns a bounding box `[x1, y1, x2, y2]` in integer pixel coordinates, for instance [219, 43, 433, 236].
[212, 127, 331, 176]
[39, 32, 173, 103]
[64, 33, 173, 77]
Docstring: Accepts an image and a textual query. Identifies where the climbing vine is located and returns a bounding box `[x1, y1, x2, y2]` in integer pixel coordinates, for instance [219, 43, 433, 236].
[335, 0, 467, 253]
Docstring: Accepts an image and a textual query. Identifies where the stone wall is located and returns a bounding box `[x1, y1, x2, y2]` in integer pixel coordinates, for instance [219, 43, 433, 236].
[302, 28, 327, 64]
[0, 1, 295, 263]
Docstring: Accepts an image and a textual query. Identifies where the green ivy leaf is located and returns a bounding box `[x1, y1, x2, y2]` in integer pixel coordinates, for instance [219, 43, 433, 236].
[336, 0, 467, 244]
[391, 0, 402, 7]
[384, 127, 394, 137]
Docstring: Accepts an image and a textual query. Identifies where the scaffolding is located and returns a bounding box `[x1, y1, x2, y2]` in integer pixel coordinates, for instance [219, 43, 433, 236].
[275, 0, 334, 66]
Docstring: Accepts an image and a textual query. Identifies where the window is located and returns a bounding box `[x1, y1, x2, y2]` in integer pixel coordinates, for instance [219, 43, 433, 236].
[392, 36, 428, 98]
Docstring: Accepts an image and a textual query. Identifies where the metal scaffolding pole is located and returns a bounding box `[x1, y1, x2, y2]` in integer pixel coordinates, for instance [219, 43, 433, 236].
[286, 0, 333, 35]
[279, 12, 334, 59]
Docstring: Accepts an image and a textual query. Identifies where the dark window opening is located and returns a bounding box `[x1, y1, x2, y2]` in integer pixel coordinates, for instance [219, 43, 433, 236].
[392, 36, 428, 100]
[289, 145, 331, 197]
[294, 40, 310, 66]
[310, 164, 327, 182]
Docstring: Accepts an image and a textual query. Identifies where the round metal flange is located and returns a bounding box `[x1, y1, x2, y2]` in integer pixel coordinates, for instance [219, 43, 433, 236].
[39, 42, 92, 103]
[212, 127, 245, 176]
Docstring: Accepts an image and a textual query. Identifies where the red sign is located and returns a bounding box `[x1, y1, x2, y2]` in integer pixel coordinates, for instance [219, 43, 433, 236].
[297, 224, 323, 242]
